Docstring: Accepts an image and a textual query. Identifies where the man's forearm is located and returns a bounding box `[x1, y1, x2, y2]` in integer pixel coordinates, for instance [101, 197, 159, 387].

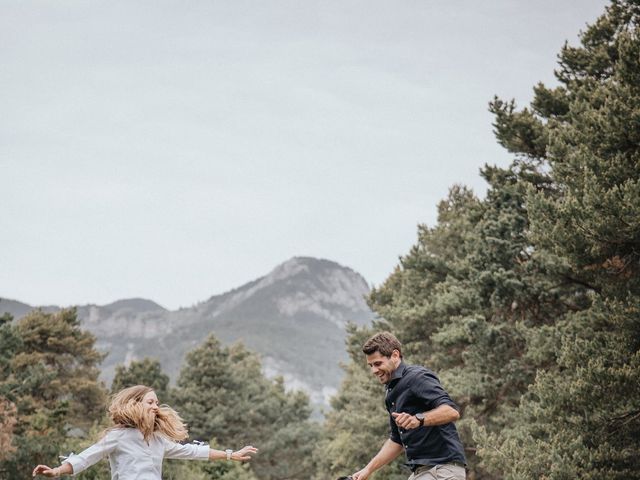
[423, 404, 460, 426]
[364, 439, 403, 473]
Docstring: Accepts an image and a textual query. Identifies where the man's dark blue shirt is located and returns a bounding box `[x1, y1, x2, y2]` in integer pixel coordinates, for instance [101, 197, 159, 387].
[385, 362, 466, 469]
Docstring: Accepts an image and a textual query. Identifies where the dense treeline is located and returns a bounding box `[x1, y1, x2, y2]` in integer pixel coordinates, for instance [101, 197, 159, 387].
[0, 311, 319, 480]
[2, 2, 638, 479]
[0, 310, 107, 479]
[320, 1, 640, 479]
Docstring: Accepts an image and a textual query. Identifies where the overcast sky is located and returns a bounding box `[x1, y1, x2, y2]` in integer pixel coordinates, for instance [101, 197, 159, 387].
[2, 0, 608, 310]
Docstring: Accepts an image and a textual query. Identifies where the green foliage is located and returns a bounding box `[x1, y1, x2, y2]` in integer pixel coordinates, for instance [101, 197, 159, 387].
[475, 1, 640, 477]
[162, 458, 259, 480]
[194, 460, 258, 480]
[476, 297, 640, 479]
[172, 334, 320, 480]
[527, 15, 640, 296]
[0, 309, 107, 479]
[0, 313, 22, 378]
[111, 357, 170, 400]
[0, 396, 17, 461]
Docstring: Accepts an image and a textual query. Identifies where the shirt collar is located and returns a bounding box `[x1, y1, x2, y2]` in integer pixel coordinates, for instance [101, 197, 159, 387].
[387, 361, 407, 386]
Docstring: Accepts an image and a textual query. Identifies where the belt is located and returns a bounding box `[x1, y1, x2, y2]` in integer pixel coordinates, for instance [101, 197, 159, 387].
[411, 462, 466, 472]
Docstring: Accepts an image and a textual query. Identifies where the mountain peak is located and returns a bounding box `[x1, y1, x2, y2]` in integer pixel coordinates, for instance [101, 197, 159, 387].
[103, 298, 167, 313]
[267, 256, 367, 283]
[266, 256, 313, 281]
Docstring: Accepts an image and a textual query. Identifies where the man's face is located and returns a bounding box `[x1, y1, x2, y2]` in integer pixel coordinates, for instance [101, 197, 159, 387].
[366, 350, 401, 384]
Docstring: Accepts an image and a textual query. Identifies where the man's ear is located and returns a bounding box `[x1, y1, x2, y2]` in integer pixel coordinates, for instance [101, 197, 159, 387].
[391, 349, 401, 361]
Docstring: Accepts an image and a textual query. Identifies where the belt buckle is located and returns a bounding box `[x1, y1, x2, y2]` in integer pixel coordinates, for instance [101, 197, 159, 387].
[412, 464, 434, 473]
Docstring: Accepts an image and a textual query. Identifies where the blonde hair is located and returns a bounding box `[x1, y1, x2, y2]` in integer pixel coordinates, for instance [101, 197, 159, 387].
[107, 385, 188, 442]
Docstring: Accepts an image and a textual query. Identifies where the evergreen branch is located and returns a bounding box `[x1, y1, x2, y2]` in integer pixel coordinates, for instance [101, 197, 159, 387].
[560, 274, 601, 293]
[605, 410, 640, 438]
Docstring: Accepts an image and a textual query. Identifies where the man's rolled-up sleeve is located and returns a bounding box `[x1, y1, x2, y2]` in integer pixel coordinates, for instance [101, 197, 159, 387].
[411, 371, 458, 411]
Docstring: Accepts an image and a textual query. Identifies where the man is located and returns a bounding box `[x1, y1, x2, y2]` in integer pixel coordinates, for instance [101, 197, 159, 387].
[352, 332, 466, 480]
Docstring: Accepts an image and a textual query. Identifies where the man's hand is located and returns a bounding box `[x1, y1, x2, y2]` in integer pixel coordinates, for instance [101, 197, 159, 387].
[352, 438, 403, 479]
[351, 467, 372, 480]
[392, 411, 421, 429]
[232, 445, 259, 461]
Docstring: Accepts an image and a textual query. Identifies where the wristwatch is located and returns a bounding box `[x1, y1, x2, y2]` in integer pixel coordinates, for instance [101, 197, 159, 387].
[225, 449, 233, 461]
[415, 413, 425, 427]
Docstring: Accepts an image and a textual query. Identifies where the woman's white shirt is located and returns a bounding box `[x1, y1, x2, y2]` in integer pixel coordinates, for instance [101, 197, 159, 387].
[64, 427, 210, 479]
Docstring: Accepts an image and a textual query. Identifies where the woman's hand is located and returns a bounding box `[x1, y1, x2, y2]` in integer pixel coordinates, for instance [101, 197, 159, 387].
[32, 465, 60, 477]
[231, 445, 258, 461]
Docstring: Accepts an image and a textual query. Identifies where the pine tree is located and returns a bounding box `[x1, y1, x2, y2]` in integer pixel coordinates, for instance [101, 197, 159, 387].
[172, 334, 319, 480]
[0, 309, 107, 479]
[0, 312, 21, 466]
[476, 1, 640, 478]
[111, 358, 170, 400]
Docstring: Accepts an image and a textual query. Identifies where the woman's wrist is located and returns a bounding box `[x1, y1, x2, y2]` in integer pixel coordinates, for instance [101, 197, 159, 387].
[208, 448, 233, 461]
[55, 463, 71, 476]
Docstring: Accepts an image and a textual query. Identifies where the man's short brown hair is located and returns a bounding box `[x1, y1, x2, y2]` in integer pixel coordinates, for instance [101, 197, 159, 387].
[362, 331, 402, 358]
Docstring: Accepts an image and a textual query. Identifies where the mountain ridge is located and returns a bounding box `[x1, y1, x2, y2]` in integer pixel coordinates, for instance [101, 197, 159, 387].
[1, 257, 375, 410]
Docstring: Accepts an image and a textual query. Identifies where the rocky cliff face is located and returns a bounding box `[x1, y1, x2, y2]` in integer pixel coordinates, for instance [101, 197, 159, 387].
[1, 257, 375, 409]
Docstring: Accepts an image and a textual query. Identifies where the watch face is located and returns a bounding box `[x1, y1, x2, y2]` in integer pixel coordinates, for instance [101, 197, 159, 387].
[416, 413, 425, 420]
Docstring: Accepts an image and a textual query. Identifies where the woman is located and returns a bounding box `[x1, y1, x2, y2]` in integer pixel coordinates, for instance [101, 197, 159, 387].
[32, 385, 258, 478]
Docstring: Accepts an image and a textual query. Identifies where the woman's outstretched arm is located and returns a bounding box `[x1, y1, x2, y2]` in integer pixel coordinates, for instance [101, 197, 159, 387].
[208, 445, 258, 461]
[32, 462, 73, 477]
[162, 437, 258, 462]
[33, 430, 119, 477]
